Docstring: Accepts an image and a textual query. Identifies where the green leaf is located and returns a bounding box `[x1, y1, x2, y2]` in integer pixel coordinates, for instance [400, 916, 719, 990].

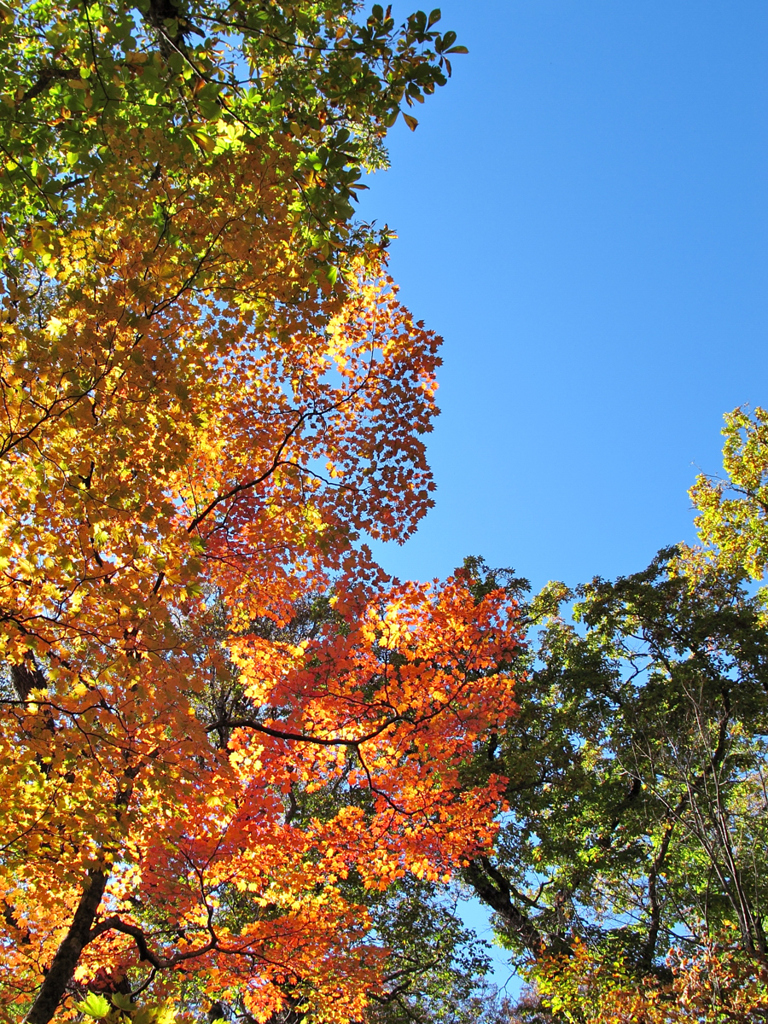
[75, 993, 111, 1019]
[402, 113, 419, 132]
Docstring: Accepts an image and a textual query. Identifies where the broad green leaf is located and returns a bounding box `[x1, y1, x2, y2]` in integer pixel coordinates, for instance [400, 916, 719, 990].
[75, 993, 111, 1019]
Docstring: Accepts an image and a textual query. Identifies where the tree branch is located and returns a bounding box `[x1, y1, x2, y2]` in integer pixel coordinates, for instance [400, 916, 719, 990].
[19, 66, 81, 104]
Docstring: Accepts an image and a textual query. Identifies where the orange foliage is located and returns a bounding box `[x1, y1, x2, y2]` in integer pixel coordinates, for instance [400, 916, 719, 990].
[0, 206, 522, 1018]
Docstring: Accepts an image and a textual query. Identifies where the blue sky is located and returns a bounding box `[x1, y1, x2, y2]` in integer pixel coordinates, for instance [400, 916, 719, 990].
[355, 2, 767, 992]
[358, 0, 767, 595]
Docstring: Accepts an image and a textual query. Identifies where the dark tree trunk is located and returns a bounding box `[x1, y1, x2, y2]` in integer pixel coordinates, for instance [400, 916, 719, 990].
[24, 869, 107, 1024]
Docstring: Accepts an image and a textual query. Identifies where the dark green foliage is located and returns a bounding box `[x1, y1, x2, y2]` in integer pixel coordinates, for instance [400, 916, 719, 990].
[466, 549, 768, 973]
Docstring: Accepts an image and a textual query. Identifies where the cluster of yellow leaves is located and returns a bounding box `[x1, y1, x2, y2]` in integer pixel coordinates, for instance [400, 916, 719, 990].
[532, 937, 768, 1023]
[0, 163, 440, 657]
[686, 406, 768, 585]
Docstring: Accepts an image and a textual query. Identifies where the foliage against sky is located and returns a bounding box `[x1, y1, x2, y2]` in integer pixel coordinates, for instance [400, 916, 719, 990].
[466, 409, 768, 1022]
[3, 2, 766, 1022]
[0, 3, 524, 1023]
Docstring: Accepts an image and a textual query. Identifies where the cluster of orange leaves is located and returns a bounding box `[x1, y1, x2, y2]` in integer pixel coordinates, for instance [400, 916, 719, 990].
[0, 132, 523, 1019]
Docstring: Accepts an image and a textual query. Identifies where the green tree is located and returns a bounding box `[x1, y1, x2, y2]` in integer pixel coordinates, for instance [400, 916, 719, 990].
[464, 550, 768, 1010]
[465, 409, 768, 1021]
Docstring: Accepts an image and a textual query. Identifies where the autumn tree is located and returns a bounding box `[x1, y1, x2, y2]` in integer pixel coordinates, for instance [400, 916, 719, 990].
[0, 3, 523, 1022]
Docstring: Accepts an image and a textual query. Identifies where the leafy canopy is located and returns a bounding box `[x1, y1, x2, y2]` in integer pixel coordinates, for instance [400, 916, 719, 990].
[0, 4, 523, 1024]
[1, 0, 465, 271]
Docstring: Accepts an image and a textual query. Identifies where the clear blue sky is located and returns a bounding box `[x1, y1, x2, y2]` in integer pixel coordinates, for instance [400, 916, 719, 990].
[358, 0, 768, 595]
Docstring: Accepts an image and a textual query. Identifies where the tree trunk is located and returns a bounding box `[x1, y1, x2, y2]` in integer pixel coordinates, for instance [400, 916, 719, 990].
[24, 869, 107, 1024]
